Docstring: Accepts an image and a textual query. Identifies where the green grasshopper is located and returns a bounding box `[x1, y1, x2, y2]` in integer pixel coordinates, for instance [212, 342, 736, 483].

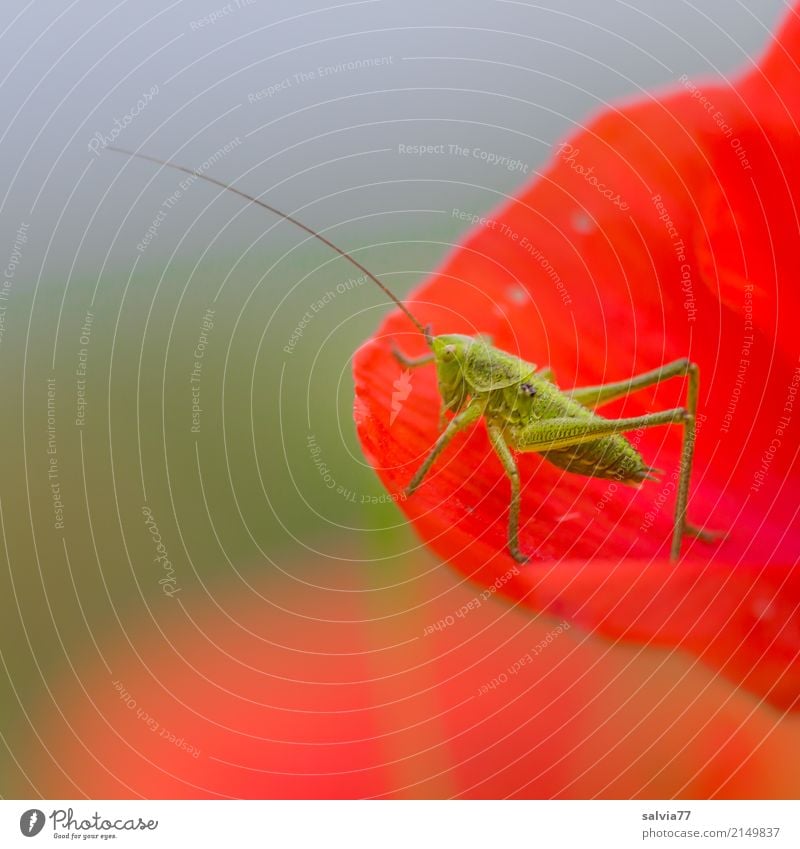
[111, 146, 715, 563]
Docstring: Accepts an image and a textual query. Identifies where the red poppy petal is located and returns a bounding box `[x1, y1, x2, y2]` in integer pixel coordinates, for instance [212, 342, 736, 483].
[746, 5, 800, 118]
[524, 558, 800, 713]
[694, 4, 800, 360]
[33, 560, 800, 798]
[353, 4, 800, 710]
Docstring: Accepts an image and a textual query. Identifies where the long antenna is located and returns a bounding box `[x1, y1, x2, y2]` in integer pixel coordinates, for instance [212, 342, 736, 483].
[108, 146, 430, 341]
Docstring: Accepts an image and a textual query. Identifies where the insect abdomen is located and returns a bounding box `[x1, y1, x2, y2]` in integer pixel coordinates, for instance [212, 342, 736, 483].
[542, 435, 654, 484]
[488, 380, 655, 483]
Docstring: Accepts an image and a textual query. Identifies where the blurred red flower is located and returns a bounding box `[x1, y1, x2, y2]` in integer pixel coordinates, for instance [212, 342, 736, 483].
[354, 6, 800, 710]
[32, 561, 800, 798]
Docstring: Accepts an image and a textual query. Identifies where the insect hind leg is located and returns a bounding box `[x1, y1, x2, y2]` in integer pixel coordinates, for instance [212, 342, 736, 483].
[656, 363, 724, 554]
[510, 404, 704, 562]
[567, 359, 723, 558]
[672, 363, 698, 560]
[567, 358, 692, 409]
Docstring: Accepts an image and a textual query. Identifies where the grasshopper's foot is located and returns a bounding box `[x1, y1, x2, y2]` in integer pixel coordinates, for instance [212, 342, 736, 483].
[685, 523, 727, 544]
[405, 476, 423, 497]
[509, 542, 531, 564]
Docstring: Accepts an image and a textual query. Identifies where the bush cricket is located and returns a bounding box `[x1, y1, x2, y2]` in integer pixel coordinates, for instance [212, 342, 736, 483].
[110, 146, 717, 563]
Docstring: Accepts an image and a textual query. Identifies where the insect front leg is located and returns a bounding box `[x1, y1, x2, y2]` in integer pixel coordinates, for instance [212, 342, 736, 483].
[486, 422, 528, 563]
[511, 407, 695, 562]
[406, 399, 483, 495]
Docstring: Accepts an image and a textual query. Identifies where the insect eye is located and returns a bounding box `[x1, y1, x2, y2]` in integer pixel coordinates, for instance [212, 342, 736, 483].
[442, 345, 456, 360]
[519, 382, 536, 397]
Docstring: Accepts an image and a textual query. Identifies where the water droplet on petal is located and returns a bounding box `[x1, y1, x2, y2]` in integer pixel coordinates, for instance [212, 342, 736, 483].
[507, 285, 527, 304]
[752, 596, 775, 621]
[572, 211, 594, 234]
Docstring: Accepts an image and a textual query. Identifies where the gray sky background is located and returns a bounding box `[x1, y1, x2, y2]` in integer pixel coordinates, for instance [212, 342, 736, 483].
[0, 0, 789, 289]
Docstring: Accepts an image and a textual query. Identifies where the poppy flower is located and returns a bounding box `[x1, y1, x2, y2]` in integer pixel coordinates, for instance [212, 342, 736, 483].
[28, 559, 800, 798]
[354, 4, 800, 711]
